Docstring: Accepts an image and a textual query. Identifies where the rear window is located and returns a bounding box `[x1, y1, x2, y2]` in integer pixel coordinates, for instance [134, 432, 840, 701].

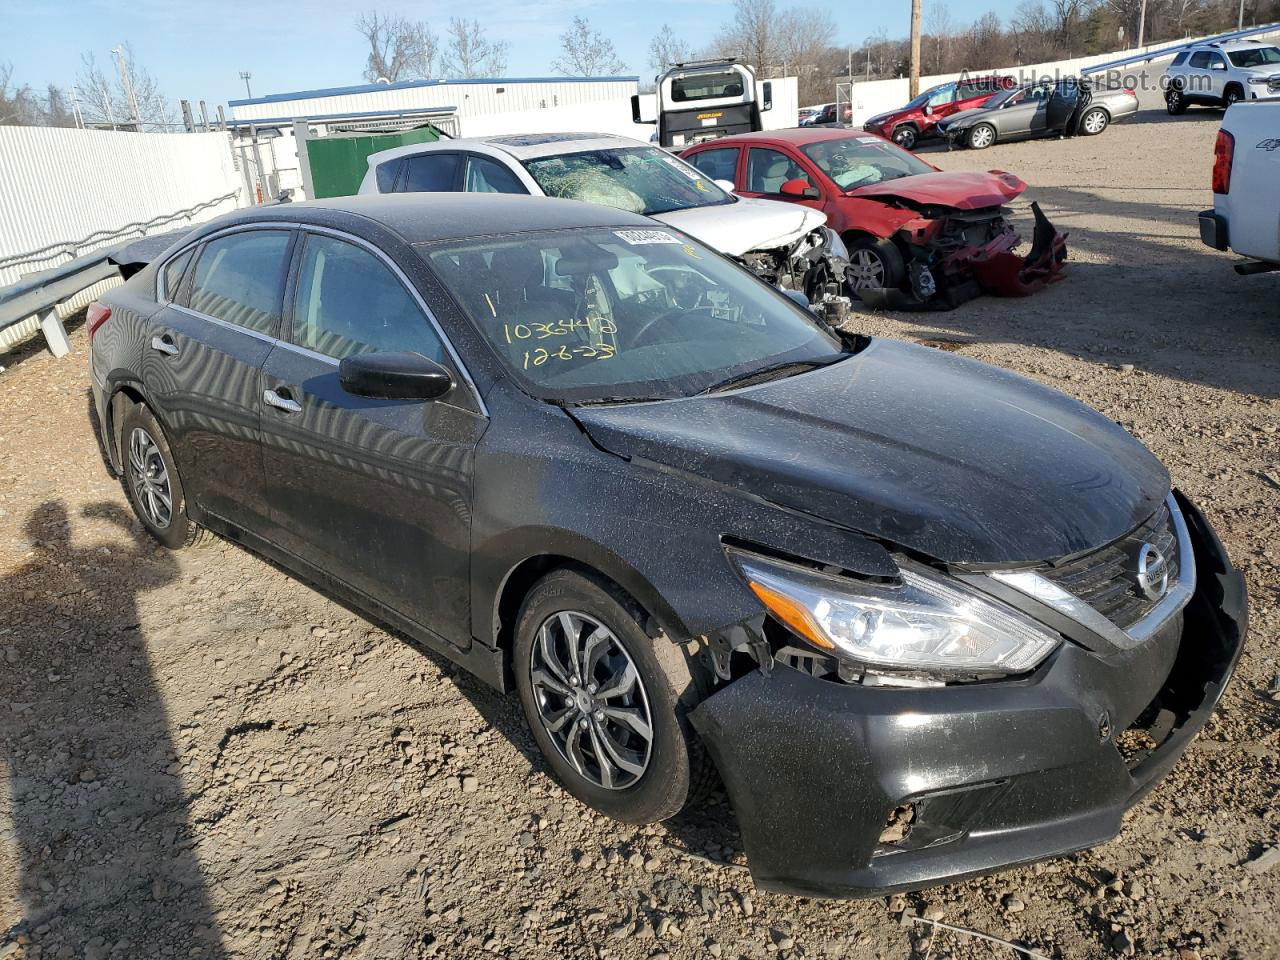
[163, 248, 194, 302]
[671, 72, 746, 102]
[375, 160, 402, 192]
[1171, 52, 1188, 66]
[399, 153, 460, 193]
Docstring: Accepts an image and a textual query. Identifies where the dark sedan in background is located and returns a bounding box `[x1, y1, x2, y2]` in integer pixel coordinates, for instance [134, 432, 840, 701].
[88, 193, 1244, 897]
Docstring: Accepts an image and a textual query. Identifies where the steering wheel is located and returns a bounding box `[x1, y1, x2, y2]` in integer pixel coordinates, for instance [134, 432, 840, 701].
[627, 305, 723, 348]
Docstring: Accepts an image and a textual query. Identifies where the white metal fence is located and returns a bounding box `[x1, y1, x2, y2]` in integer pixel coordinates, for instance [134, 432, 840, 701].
[0, 127, 245, 290]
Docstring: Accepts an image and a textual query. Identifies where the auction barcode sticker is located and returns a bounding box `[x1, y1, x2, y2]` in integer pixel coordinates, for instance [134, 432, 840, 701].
[614, 229, 682, 245]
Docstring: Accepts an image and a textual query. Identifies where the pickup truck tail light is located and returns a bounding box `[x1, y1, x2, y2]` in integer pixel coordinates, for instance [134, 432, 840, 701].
[1212, 129, 1235, 195]
[86, 302, 112, 339]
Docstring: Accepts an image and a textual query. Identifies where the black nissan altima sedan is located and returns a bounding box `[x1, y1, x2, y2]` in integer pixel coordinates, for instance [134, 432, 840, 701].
[88, 193, 1246, 897]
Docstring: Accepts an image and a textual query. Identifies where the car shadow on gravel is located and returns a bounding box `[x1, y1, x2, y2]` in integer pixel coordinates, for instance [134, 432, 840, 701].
[0, 501, 227, 957]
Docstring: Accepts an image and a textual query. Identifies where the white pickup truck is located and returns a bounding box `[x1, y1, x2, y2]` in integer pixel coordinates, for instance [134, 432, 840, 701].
[1199, 99, 1280, 275]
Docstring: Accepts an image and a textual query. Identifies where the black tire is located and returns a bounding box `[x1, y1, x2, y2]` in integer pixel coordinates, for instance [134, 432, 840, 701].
[844, 235, 906, 297]
[1079, 106, 1109, 136]
[119, 402, 202, 550]
[891, 124, 918, 150]
[1223, 85, 1244, 108]
[513, 569, 714, 824]
[967, 122, 997, 150]
[1166, 87, 1188, 115]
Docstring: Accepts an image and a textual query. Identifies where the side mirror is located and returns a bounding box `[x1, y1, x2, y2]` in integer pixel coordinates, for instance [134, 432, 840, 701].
[339, 351, 453, 401]
[782, 289, 811, 310]
[631, 94, 655, 124]
[761, 81, 773, 111]
[923, 105, 934, 116]
[713, 178, 737, 193]
[780, 178, 819, 200]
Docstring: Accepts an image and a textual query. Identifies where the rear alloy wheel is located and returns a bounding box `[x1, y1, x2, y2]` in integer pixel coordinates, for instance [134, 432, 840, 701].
[892, 125, 918, 150]
[967, 123, 996, 149]
[120, 402, 202, 549]
[513, 569, 714, 824]
[1166, 88, 1187, 114]
[844, 236, 906, 296]
[1080, 107, 1109, 136]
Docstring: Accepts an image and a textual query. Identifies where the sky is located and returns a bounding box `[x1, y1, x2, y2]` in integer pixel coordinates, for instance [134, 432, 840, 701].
[2, 0, 1025, 109]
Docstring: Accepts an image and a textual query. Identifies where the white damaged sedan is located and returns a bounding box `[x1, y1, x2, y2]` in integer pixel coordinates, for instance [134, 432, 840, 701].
[358, 132, 849, 312]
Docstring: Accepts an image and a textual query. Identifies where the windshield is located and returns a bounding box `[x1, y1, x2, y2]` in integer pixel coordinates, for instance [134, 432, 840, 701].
[524, 146, 734, 217]
[421, 227, 842, 403]
[671, 71, 747, 102]
[982, 86, 1022, 108]
[1228, 46, 1280, 67]
[801, 135, 935, 190]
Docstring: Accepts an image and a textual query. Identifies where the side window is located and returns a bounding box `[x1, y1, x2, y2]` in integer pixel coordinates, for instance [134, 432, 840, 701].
[398, 153, 461, 193]
[746, 148, 807, 194]
[291, 234, 445, 362]
[463, 155, 527, 194]
[687, 147, 739, 184]
[1189, 51, 1211, 68]
[1171, 52, 1188, 66]
[375, 159, 403, 192]
[162, 247, 195, 303]
[187, 231, 292, 335]
[926, 83, 955, 107]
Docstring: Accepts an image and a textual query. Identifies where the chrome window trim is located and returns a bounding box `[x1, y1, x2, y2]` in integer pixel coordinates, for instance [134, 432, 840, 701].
[154, 223, 295, 306]
[986, 495, 1196, 651]
[158, 221, 489, 418]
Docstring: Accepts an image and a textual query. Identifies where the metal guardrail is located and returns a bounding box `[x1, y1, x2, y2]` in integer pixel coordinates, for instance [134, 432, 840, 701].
[0, 191, 239, 362]
[1083, 21, 1280, 76]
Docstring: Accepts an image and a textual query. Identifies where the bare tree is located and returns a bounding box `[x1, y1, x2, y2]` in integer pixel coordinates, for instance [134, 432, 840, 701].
[75, 47, 174, 131]
[718, 0, 779, 75]
[441, 17, 509, 79]
[42, 84, 77, 127]
[926, 4, 955, 71]
[774, 9, 836, 101]
[552, 16, 627, 75]
[0, 63, 39, 126]
[648, 24, 690, 74]
[355, 10, 437, 81]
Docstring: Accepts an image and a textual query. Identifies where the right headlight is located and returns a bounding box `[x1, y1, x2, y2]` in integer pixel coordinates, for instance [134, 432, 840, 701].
[727, 549, 1060, 678]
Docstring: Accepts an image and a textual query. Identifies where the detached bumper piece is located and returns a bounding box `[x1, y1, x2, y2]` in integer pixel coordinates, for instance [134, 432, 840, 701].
[689, 493, 1246, 898]
[967, 202, 1068, 297]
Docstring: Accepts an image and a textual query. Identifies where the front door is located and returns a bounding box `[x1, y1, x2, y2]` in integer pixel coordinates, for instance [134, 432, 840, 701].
[144, 228, 295, 531]
[259, 231, 485, 647]
[739, 147, 825, 211]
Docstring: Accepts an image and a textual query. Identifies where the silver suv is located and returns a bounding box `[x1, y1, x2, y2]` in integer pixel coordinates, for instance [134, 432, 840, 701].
[1165, 39, 1280, 114]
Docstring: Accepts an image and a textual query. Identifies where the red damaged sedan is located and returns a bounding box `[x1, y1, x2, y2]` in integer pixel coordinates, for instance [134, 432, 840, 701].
[683, 127, 1066, 309]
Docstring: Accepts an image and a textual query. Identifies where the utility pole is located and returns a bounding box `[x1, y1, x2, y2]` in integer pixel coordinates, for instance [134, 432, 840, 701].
[1137, 0, 1148, 46]
[1238, 0, 1246, 29]
[909, 0, 923, 98]
[112, 45, 142, 127]
[240, 71, 253, 98]
[69, 84, 85, 129]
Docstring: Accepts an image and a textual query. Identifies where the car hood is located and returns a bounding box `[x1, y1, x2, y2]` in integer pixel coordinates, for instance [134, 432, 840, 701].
[572, 338, 1169, 566]
[652, 198, 827, 257]
[864, 111, 898, 126]
[849, 170, 1025, 210]
[939, 107, 989, 128]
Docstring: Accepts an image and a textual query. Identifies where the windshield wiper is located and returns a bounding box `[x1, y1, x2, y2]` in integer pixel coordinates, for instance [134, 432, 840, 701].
[695, 357, 840, 396]
[568, 395, 676, 406]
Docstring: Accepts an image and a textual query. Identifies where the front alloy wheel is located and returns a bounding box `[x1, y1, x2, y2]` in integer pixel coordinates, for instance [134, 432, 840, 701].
[967, 123, 996, 149]
[528, 610, 653, 790]
[892, 125, 917, 150]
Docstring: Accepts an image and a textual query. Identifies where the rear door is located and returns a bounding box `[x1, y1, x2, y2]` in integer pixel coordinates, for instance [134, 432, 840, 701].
[259, 229, 485, 646]
[145, 228, 295, 530]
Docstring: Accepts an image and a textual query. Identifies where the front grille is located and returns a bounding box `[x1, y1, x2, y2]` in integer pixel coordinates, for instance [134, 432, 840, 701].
[1040, 504, 1179, 630]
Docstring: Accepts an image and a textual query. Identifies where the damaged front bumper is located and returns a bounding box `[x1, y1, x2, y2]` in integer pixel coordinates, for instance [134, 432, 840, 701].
[689, 494, 1246, 898]
[858, 202, 1067, 311]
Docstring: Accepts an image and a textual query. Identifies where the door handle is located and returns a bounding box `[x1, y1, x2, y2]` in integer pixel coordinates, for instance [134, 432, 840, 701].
[263, 387, 302, 414]
[150, 335, 179, 356]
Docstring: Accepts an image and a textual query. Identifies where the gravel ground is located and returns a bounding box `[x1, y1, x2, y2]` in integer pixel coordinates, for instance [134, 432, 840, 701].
[1, 92, 1278, 960]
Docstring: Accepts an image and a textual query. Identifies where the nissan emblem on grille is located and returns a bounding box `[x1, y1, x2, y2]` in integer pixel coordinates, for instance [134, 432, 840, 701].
[1136, 543, 1170, 601]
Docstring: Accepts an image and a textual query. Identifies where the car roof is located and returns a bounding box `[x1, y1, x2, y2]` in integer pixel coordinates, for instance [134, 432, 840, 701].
[201, 193, 657, 244]
[1196, 39, 1279, 51]
[365, 132, 651, 168]
[685, 127, 879, 147]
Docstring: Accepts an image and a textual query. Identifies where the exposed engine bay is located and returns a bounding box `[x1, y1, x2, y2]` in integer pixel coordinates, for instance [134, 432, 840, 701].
[738, 227, 853, 323]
